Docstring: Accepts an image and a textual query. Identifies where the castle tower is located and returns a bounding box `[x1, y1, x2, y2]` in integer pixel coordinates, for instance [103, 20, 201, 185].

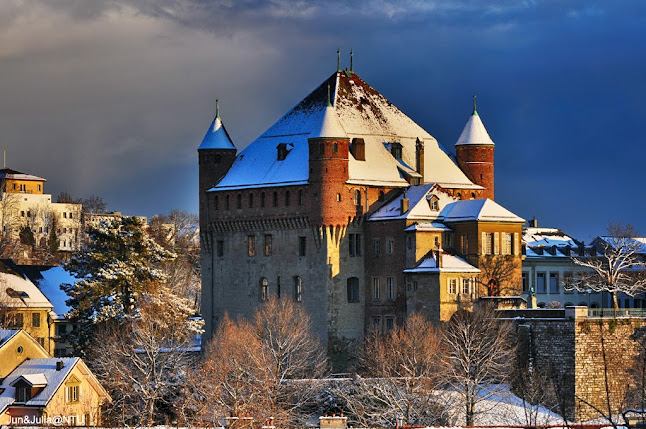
[455, 95, 495, 200]
[197, 102, 237, 229]
[308, 92, 352, 226]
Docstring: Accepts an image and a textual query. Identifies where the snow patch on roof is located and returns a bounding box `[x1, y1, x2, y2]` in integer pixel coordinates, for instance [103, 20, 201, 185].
[455, 113, 495, 146]
[523, 227, 579, 248]
[440, 199, 524, 223]
[0, 358, 78, 407]
[404, 252, 480, 273]
[0, 270, 52, 309]
[369, 184, 459, 221]
[34, 266, 75, 319]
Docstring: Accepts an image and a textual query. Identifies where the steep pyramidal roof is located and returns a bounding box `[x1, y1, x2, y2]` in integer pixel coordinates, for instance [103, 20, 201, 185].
[198, 106, 236, 151]
[455, 102, 495, 146]
[312, 100, 347, 139]
[212, 71, 478, 191]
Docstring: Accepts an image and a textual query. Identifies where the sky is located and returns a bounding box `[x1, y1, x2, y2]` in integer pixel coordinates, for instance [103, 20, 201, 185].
[1, 0, 645, 241]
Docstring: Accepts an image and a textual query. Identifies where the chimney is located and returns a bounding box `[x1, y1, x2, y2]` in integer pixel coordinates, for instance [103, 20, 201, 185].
[530, 217, 538, 228]
[400, 196, 409, 214]
[56, 361, 64, 371]
[350, 138, 365, 161]
[415, 138, 425, 182]
[436, 248, 442, 268]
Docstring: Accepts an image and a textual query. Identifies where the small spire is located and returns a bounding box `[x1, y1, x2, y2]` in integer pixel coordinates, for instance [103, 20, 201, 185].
[327, 83, 332, 107]
[215, 99, 220, 118]
[337, 48, 340, 72]
[472, 93, 478, 116]
[350, 49, 354, 73]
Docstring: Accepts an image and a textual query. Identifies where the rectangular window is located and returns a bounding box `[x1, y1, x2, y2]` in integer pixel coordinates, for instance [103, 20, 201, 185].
[563, 272, 574, 293]
[536, 272, 546, 294]
[462, 278, 470, 295]
[502, 232, 513, 255]
[549, 273, 559, 294]
[522, 272, 528, 293]
[374, 239, 381, 256]
[247, 235, 256, 257]
[444, 233, 452, 248]
[32, 313, 41, 328]
[387, 277, 395, 301]
[260, 192, 266, 208]
[349, 234, 362, 257]
[10, 313, 23, 328]
[217, 240, 224, 257]
[37, 337, 45, 347]
[372, 316, 381, 332]
[63, 212, 67, 218]
[20, 210, 25, 217]
[66, 385, 79, 403]
[293, 277, 302, 302]
[385, 317, 395, 331]
[448, 278, 457, 295]
[386, 238, 394, 255]
[373, 277, 381, 301]
[461, 234, 468, 254]
[483, 232, 494, 255]
[264, 234, 272, 256]
[69, 212, 73, 219]
[299, 236, 306, 257]
[406, 276, 413, 292]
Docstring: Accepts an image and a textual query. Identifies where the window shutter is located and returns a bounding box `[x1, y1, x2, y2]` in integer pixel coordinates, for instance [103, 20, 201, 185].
[513, 232, 519, 255]
[481, 232, 486, 254]
[494, 232, 499, 255]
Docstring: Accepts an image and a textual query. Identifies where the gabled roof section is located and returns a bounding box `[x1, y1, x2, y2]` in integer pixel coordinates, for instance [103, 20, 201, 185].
[440, 199, 524, 223]
[404, 251, 480, 274]
[211, 71, 477, 191]
[26, 265, 74, 320]
[0, 358, 78, 406]
[0, 168, 46, 182]
[369, 184, 458, 221]
[11, 373, 48, 387]
[455, 110, 495, 147]
[198, 114, 236, 150]
[0, 261, 53, 309]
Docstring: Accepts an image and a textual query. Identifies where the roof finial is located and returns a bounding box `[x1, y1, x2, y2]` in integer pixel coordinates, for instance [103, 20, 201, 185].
[327, 83, 332, 107]
[350, 49, 353, 73]
[337, 48, 340, 72]
[472, 93, 478, 116]
[216, 99, 220, 118]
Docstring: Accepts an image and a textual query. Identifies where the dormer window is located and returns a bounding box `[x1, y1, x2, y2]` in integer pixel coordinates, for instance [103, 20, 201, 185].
[350, 138, 366, 161]
[277, 143, 292, 161]
[390, 143, 403, 159]
[428, 195, 440, 211]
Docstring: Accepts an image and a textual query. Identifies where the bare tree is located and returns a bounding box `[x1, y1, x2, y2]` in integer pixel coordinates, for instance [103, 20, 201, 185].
[0, 190, 21, 259]
[183, 297, 327, 427]
[570, 223, 646, 309]
[442, 304, 516, 426]
[336, 314, 447, 427]
[475, 255, 521, 297]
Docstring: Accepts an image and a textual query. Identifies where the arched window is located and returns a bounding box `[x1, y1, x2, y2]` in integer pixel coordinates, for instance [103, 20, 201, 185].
[293, 276, 302, 302]
[456, 192, 462, 199]
[225, 195, 230, 210]
[470, 192, 475, 200]
[285, 191, 291, 206]
[564, 302, 574, 307]
[298, 189, 304, 206]
[354, 189, 361, 205]
[260, 278, 269, 302]
[273, 191, 278, 207]
[332, 143, 338, 153]
[261, 192, 266, 208]
[237, 194, 242, 209]
[249, 193, 254, 208]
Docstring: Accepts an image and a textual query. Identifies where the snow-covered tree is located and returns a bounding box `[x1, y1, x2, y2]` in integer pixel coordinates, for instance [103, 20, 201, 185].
[62, 216, 175, 353]
[569, 223, 646, 309]
[88, 285, 202, 426]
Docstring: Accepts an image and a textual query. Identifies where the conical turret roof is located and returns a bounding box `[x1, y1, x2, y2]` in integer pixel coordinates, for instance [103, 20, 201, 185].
[455, 99, 494, 146]
[198, 109, 235, 150]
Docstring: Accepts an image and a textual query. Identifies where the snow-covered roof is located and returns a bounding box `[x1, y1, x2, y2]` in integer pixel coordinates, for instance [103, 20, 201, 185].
[455, 111, 495, 146]
[404, 222, 452, 232]
[0, 168, 46, 182]
[211, 71, 477, 191]
[0, 264, 53, 309]
[595, 236, 646, 255]
[198, 115, 236, 151]
[0, 329, 19, 345]
[313, 102, 347, 138]
[369, 184, 460, 221]
[12, 373, 48, 387]
[523, 227, 579, 248]
[404, 251, 480, 273]
[31, 266, 75, 319]
[440, 199, 525, 223]
[0, 358, 78, 407]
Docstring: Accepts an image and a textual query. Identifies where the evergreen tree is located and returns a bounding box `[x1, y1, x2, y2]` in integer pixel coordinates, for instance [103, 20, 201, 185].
[62, 216, 175, 354]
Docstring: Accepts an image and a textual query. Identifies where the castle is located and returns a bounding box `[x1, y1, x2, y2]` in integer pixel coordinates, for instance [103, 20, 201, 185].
[198, 64, 525, 359]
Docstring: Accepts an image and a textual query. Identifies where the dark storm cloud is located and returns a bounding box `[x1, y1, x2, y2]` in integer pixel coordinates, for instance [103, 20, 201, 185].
[1, 1, 645, 239]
